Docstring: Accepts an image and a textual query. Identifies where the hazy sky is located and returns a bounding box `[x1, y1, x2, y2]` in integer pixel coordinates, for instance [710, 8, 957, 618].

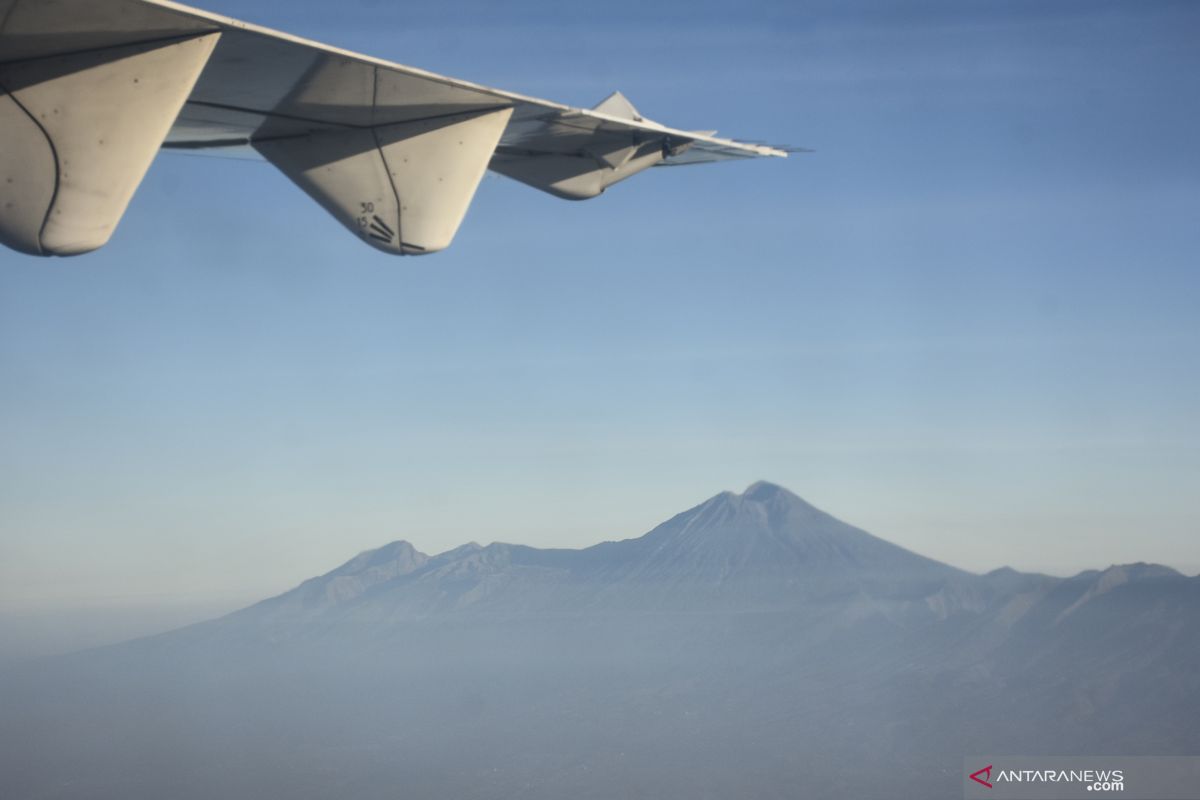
[2, 0, 1198, 626]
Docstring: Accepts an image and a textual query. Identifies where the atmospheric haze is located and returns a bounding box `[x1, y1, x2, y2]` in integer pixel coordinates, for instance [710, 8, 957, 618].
[2, 483, 1196, 799]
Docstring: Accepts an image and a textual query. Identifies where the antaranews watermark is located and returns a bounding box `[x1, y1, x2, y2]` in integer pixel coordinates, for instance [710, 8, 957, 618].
[964, 757, 1200, 799]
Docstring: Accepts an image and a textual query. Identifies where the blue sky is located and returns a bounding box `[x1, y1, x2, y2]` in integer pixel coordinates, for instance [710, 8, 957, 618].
[1, 0, 1198, 623]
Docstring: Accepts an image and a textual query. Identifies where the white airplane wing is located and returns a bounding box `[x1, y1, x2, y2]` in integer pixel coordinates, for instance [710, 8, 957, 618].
[0, 0, 789, 257]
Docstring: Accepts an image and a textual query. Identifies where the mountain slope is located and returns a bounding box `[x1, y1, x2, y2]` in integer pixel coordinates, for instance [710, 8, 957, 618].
[584, 480, 962, 581]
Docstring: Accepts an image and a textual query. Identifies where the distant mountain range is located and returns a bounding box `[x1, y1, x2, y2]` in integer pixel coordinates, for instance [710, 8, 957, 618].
[3, 482, 1197, 800]
[228, 481, 963, 622]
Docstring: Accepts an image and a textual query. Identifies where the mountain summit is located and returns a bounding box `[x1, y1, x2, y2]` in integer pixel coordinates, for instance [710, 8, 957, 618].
[593, 481, 959, 584]
[227, 482, 964, 627]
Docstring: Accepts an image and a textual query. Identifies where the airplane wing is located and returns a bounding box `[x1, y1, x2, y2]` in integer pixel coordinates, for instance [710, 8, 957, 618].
[0, 0, 789, 258]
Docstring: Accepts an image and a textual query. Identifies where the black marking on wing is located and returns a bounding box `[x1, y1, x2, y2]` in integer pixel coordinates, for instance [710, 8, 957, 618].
[370, 215, 395, 239]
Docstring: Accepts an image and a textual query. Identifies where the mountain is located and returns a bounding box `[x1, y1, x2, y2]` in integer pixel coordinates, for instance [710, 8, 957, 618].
[2, 482, 1196, 800]
[224, 481, 966, 627]
[584, 480, 962, 587]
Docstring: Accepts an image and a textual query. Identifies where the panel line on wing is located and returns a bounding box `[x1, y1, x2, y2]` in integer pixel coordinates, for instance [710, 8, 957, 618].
[175, 98, 519, 148]
[0, 3, 18, 37]
[0, 77, 59, 256]
[368, 65, 402, 248]
[185, 99, 361, 130]
[0, 30, 218, 68]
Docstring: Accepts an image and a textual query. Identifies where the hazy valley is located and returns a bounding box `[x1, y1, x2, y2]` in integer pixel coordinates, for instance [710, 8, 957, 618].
[3, 482, 1197, 799]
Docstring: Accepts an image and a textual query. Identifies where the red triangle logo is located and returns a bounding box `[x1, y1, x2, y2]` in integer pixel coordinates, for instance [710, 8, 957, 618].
[970, 765, 993, 788]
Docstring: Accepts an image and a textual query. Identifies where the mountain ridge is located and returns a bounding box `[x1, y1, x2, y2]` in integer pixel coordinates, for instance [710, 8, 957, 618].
[236, 481, 958, 618]
[205, 482, 1188, 638]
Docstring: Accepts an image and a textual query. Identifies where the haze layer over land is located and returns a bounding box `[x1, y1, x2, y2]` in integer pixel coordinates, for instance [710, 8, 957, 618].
[2, 483, 1196, 799]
